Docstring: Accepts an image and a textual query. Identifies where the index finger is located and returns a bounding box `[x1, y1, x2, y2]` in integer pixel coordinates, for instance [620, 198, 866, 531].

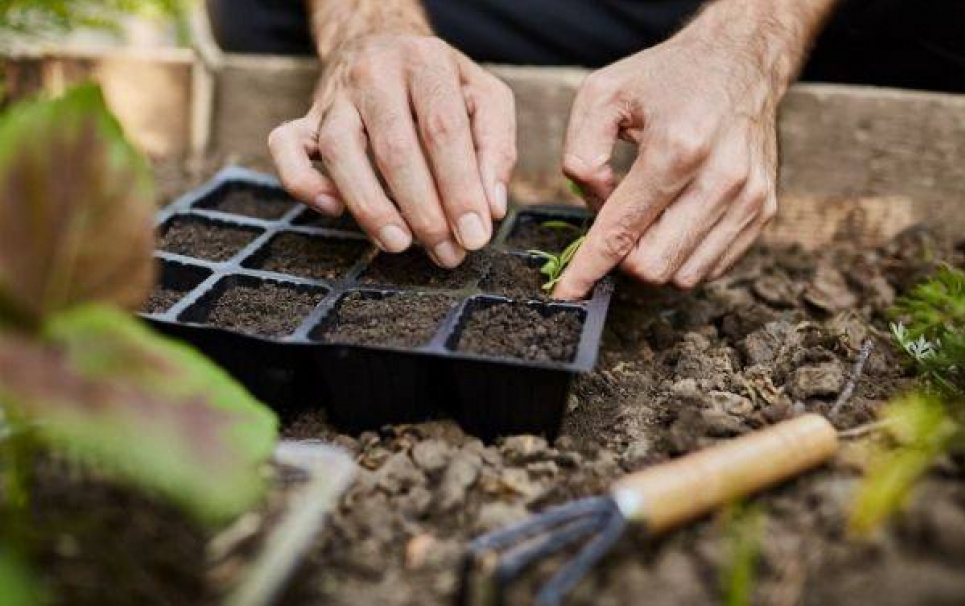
[551, 143, 700, 300]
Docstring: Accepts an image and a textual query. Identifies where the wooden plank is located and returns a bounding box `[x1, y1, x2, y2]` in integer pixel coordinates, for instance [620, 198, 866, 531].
[2, 51, 962, 244]
[2, 48, 195, 159]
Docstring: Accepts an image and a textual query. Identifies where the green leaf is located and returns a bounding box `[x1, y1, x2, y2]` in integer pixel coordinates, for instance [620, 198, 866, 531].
[540, 220, 581, 232]
[565, 179, 585, 199]
[0, 305, 278, 524]
[0, 84, 155, 329]
[0, 547, 42, 606]
[721, 503, 763, 606]
[848, 392, 957, 537]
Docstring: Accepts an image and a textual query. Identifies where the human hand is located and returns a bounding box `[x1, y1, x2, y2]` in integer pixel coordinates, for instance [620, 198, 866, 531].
[269, 34, 516, 267]
[552, 1, 827, 299]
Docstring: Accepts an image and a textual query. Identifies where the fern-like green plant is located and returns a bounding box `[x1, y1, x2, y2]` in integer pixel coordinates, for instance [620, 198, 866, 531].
[849, 266, 964, 537]
[890, 265, 964, 399]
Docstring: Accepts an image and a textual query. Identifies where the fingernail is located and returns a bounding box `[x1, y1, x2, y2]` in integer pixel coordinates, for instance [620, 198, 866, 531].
[313, 194, 341, 215]
[433, 240, 465, 268]
[492, 182, 508, 219]
[378, 225, 410, 252]
[457, 212, 489, 250]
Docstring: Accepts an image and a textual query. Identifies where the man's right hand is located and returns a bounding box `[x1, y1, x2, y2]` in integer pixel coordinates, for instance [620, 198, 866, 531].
[269, 33, 516, 268]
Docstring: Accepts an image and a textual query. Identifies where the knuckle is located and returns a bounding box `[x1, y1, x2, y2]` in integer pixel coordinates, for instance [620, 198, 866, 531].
[266, 124, 287, 151]
[638, 255, 674, 284]
[659, 128, 711, 170]
[315, 126, 341, 161]
[421, 109, 463, 145]
[600, 226, 637, 262]
[581, 71, 619, 102]
[374, 131, 411, 170]
[410, 36, 449, 57]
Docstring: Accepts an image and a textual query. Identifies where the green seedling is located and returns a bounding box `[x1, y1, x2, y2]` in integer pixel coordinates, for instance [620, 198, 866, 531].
[848, 265, 964, 537]
[528, 221, 587, 291]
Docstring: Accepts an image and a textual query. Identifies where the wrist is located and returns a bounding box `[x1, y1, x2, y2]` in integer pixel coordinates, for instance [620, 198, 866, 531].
[682, 0, 837, 97]
[311, 0, 433, 60]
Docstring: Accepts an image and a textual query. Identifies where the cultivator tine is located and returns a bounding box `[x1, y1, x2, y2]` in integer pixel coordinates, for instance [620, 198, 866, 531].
[460, 497, 617, 606]
[534, 500, 626, 606]
[466, 496, 611, 554]
[495, 514, 605, 584]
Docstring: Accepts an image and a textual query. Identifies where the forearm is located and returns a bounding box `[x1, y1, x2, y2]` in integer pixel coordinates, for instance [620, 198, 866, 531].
[684, 0, 839, 95]
[307, 0, 432, 59]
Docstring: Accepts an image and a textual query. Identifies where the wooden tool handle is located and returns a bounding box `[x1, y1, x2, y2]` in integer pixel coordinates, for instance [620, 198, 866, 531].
[611, 414, 838, 534]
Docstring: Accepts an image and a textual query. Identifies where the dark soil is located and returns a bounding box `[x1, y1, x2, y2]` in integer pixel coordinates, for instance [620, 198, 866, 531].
[204, 187, 294, 220]
[294, 208, 362, 232]
[317, 292, 455, 348]
[205, 281, 324, 337]
[143, 288, 184, 314]
[249, 233, 369, 281]
[479, 254, 547, 300]
[159, 218, 260, 262]
[274, 226, 965, 606]
[360, 249, 486, 290]
[505, 218, 585, 252]
[17, 458, 209, 606]
[456, 302, 582, 362]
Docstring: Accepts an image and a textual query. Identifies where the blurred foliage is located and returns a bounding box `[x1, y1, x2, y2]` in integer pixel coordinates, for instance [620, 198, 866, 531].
[0, 0, 192, 45]
[849, 266, 964, 537]
[721, 503, 763, 606]
[0, 84, 277, 529]
[0, 546, 42, 606]
[848, 393, 958, 537]
[0, 306, 278, 523]
[0, 84, 155, 330]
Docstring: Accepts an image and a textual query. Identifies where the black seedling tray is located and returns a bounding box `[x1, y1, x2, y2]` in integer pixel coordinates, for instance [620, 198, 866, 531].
[144, 167, 614, 439]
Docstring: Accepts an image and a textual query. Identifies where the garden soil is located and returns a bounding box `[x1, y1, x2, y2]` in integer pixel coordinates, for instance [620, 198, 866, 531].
[278, 227, 965, 606]
[252, 233, 368, 281]
[159, 218, 259, 262]
[320, 292, 456, 348]
[206, 282, 323, 337]
[457, 302, 582, 362]
[20, 166, 965, 605]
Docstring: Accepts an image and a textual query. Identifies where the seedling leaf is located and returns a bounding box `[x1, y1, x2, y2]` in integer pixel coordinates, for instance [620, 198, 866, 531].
[0, 305, 279, 524]
[0, 84, 155, 329]
[848, 392, 957, 537]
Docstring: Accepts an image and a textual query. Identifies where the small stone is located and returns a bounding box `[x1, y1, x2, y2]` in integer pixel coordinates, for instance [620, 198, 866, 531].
[498, 468, 544, 502]
[786, 362, 845, 400]
[526, 460, 559, 477]
[621, 439, 652, 465]
[707, 391, 754, 416]
[740, 321, 792, 366]
[436, 450, 482, 511]
[375, 452, 425, 493]
[411, 439, 451, 475]
[499, 435, 549, 463]
[804, 266, 858, 313]
[753, 272, 799, 308]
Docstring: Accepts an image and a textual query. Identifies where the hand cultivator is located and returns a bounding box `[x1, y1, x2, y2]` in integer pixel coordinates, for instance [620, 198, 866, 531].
[461, 414, 839, 606]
